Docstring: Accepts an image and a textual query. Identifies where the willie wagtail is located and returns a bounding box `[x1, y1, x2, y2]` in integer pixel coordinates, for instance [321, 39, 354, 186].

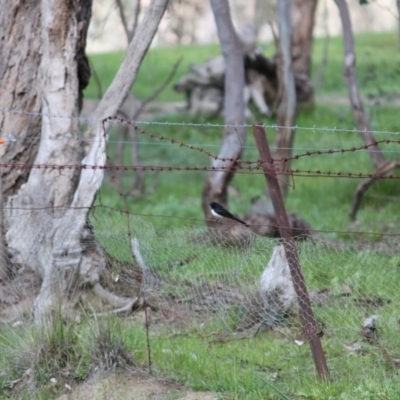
[209, 201, 249, 227]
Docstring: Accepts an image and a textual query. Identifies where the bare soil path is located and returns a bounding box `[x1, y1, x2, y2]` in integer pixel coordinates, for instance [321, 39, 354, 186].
[56, 371, 219, 400]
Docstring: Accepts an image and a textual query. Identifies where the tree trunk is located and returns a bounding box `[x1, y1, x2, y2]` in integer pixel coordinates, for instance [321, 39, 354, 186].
[4, 0, 92, 322]
[291, 0, 318, 78]
[274, 0, 297, 197]
[334, 0, 386, 169]
[258, 0, 312, 198]
[202, 0, 246, 228]
[115, 0, 142, 42]
[314, 0, 330, 91]
[3, 0, 169, 323]
[0, 1, 43, 197]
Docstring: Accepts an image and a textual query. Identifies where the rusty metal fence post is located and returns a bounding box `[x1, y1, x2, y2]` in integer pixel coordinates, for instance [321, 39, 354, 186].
[253, 123, 330, 380]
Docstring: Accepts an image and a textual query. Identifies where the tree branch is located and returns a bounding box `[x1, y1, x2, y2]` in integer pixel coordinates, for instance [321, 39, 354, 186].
[132, 56, 182, 119]
[115, 0, 131, 41]
[349, 161, 400, 220]
[88, 58, 103, 99]
[131, 0, 142, 41]
[91, 0, 169, 122]
[334, 0, 386, 169]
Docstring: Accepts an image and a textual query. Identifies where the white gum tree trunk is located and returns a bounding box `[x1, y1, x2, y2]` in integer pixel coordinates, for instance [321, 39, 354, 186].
[201, 0, 246, 228]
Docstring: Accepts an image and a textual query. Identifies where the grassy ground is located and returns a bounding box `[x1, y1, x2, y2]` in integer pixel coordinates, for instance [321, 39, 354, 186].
[2, 32, 400, 399]
[2, 231, 400, 399]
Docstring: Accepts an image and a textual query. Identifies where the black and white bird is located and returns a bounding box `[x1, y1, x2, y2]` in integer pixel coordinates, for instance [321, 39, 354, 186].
[209, 201, 249, 227]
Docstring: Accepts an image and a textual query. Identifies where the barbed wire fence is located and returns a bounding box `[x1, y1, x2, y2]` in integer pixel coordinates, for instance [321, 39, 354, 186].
[1, 108, 400, 383]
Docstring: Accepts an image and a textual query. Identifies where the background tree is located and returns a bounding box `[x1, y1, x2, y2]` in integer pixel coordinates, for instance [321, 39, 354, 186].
[291, 0, 318, 78]
[200, 0, 318, 225]
[274, 0, 298, 197]
[201, 0, 246, 228]
[273, 0, 317, 196]
[115, 0, 142, 42]
[333, 0, 400, 220]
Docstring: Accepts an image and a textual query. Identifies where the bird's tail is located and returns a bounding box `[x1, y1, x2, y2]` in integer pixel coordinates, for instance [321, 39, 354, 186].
[233, 216, 249, 227]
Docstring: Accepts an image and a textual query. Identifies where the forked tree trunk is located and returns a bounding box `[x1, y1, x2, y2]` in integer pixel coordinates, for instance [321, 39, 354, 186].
[202, 0, 246, 228]
[4, 0, 92, 321]
[274, 0, 297, 197]
[3, 0, 169, 323]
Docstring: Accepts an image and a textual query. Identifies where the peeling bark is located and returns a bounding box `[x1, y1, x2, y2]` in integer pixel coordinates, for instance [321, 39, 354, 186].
[0, 1, 42, 196]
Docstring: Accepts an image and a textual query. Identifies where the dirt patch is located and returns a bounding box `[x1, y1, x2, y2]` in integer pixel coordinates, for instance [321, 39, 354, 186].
[56, 371, 219, 400]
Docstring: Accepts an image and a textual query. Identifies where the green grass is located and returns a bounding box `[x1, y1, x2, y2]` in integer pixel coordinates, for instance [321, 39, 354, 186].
[3, 241, 400, 398]
[0, 314, 138, 399]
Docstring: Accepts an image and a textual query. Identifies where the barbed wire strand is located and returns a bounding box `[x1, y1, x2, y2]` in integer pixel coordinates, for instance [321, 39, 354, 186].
[1, 161, 399, 180]
[2, 106, 400, 136]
